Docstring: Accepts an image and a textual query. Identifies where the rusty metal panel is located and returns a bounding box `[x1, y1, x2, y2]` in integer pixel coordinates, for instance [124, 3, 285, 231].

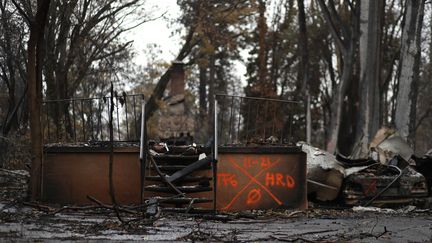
[216, 147, 307, 211]
[42, 146, 306, 212]
[42, 146, 141, 205]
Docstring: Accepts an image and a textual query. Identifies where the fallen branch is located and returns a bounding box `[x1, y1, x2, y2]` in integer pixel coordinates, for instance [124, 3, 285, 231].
[49, 205, 104, 215]
[270, 235, 318, 243]
[185, 198, 196, 214]
[87, 195, 138, 214]
[0, 168, 29, 177]
[86, 195, 161, 226]
[23, 201, 52, 213]
[23, 201, 104, 215]
[269, 229, 337, 242]
[375, 226, 389, 239]
[108, 83, 123, 224]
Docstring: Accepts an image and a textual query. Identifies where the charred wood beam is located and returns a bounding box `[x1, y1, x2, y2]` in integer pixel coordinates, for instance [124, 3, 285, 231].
[166, 156, 213, 183]
[148, 154, 185, 196]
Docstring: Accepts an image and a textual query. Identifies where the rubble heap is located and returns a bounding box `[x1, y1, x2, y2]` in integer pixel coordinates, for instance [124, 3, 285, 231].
[0, 169, 28, 202]
[302, 127, 432, 207]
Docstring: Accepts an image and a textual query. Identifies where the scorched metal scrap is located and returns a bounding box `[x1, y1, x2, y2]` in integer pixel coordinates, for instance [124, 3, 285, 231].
[342, 164, 428, 206]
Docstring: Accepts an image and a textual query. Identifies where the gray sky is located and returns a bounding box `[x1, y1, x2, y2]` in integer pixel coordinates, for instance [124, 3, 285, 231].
[126, 0, 247, 86]
[128, 0, 181, 66]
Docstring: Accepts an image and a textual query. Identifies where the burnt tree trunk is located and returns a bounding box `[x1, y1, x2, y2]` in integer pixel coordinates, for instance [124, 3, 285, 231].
[257, 0, 269, 93]
[354, 0, 384, 158]
[317, 0, 359, 154]
[199, 64, 207, 122]
[26, 0, 51, 200]
[297, 0, 311, 143]
[395, 0, 425, 146]
[327, 51, 355, 153]
[0, 2, 26, 136]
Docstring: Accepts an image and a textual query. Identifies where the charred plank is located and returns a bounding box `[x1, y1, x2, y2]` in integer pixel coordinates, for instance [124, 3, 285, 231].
[145, 185, 212, 193]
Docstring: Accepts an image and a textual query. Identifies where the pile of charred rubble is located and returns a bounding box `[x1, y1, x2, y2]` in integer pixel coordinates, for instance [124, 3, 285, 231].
[1, 128, 432, 241]
[305, 127, 432, 208]
[1, 128, 432, 213]
[0, 169, 28, 203]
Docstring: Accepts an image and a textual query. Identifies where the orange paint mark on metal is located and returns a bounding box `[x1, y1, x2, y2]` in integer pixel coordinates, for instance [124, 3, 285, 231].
[363, 179, 377, 196]
[246, 188, 262, 205]
[265, 172, 296, 189]
[242, 156, 275, 170]
[260, 157, 272, 170]
[233, 163, 283, 205]
[222, 156, 281, 210]
[222, 156, 283, 210]
[222, 164, 269, 210]
[265, 172, 275, 186]
[276, 173, 285, 186]
[286, 175, 295, 189]
[217, 173, 238, 187]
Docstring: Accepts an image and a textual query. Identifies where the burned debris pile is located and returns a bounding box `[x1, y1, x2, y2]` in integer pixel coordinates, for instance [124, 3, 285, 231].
[145, 142, 214, 214]
[1, 117, 432, 242]
[304, 127, 432, 208]
[342, 164, 428, 206]
[1, 86, 431, 243]
[144, 140, 307, 213]
[0, 169, 28, 202]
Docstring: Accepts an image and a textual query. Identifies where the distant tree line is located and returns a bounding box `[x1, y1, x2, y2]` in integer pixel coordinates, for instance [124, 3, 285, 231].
[148, 0, 430, 156]
[1, 0, 432, 169]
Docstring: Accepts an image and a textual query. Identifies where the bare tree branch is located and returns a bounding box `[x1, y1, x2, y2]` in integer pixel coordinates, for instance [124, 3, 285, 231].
[10, 0, 31, 24]
[316, 0, 346, 54]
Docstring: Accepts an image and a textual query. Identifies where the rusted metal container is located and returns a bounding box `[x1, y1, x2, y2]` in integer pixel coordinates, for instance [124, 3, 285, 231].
[42, 145, 306, 211]
[216, 146, 307, 211]
[42, 146, 141, 205]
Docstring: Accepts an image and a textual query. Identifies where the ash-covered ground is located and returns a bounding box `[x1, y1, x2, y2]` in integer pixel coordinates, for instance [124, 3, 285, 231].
[0, 160, 431, 242]
[1, 200, 431, 242]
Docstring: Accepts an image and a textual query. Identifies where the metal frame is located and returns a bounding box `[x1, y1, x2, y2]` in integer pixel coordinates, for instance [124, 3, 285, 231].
[214, 94, 302, 145]
[211, 94, 305, 212]
[139, 96, 146, 205]
[213, 98, 218, 213]
[42, 93, 148, 209]
[212, 94, 302, 213]
[42, 94, 145, 144]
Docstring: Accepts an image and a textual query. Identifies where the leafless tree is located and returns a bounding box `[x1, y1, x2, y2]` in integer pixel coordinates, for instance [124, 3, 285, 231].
[317, 0, 359, 154]
[354, 0, 384, 158]
[395, 0, 426, 146]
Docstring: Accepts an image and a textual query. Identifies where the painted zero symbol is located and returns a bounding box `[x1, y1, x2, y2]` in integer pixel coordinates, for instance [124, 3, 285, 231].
[246, 188, 262, 205]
